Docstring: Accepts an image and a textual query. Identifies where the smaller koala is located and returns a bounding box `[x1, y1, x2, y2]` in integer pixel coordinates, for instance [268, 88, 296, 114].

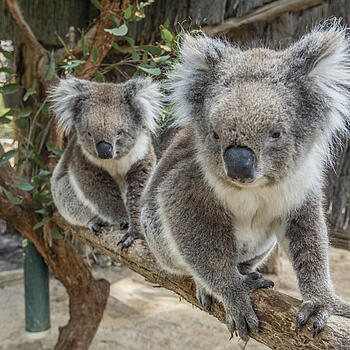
[49, 77, 162, 248]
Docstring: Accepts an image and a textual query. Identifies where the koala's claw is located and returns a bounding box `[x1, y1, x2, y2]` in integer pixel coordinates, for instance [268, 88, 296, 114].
[196, 286, 212, 311]
[245, 272, 274, 292]
[88, 217, 110, 234]
[295, 300, 330, 337]
[118, 231, 140, 249]
[120, 222, 129, 230]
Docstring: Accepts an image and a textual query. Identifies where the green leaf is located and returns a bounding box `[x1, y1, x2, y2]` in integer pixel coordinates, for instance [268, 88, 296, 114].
[16, 118, 29, 129]
[164, 19, 170, 29]
[10, 182, 34, 191]
[0, 116, 11, 124]
[141, 45, 162, 56]
[90, 0, 103, 11]
[80, 32, 89, 57]
[104, 24, 128, 37]
[59, 60, 85, 69]
[138, 66, 161, 76]
[125, 36, 135, 47]
[0, 47, 13, 60]
[0, 66, 15, 74]
[38, 192, 52, 204]
[56, 34, 72, 56]
[162, 28, 173, 44]
[46, 141, 63, 155]
[0, 150, 17, 166]
[45, 51, 55, 81]
[14, 107, 32, 117]
[33, 216, 51, 230]
[92, 45, 98, 63]
[23, 88, 36, 101]
[124, 6, 132, 19]
[1, 186, 23, 205]
[51, 226, 63, 240]
[132, 48, 140, 61]
[142, 51, 148, 64]
[2, 83, 19, 95]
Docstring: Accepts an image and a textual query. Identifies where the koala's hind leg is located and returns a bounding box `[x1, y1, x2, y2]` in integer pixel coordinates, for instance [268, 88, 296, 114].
[51, 173, 97, 229]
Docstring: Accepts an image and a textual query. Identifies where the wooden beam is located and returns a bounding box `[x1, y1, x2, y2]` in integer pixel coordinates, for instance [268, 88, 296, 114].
[203, 0, 323, 36]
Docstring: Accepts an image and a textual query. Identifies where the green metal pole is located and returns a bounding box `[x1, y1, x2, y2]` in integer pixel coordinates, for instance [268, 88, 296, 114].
[23, 238, 50, 336]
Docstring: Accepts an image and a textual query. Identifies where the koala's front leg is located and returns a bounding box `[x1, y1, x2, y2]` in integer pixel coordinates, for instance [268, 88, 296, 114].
[168, 209, 273, 341]
[118, 160, 151, 249]
[280, 195, 350, 337]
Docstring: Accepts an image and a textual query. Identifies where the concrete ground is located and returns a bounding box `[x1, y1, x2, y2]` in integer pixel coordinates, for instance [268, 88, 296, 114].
[0, 246, 350, 350]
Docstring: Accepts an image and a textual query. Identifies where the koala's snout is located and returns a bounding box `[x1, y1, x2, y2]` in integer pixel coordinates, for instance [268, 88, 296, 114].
[96, 141, 113, 159]
[223, 146, 256, 183]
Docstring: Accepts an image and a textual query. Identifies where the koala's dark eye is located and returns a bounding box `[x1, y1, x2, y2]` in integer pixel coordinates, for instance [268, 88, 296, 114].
[116, 130, 123, 138]
[212, 131, 220, 140]
[268, 131, 282, 142]
[87, 132, 92, 137]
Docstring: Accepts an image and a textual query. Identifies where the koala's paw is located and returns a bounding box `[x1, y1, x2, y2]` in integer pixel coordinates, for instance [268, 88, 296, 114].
[117, 230, 141, 250]
[295, 297, 350, 338]
[224, 273, 274, 341]
[88, 217, 110, 234]
[196, 285, 212, 311]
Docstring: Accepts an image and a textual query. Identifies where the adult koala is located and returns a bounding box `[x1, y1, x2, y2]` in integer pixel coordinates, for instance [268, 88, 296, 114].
[49, 77, 162, 248]
[141, 25, 350, 341]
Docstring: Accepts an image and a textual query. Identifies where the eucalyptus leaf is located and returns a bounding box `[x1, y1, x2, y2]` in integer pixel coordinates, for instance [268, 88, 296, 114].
[0, 47, 13, 60]
[105, 24, 128, 37]
[45, 51, 55, 81]
[33, 216, 51, 230]
[138, 66, 161, 76]
[92, 46, 98, 63]
[10, 182, 34, 191]
[141, 45, 162, 56]
[0, 150, 17, 166]
[0, 66, 15, 74]
[2, 83, 19, 95]
[90, 0, 103, 11]
[23, 88, 36, 101]
[1, 186, 23, 205]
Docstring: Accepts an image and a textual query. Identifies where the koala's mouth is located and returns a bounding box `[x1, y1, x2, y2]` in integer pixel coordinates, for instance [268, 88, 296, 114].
[228, 175, 266, 188]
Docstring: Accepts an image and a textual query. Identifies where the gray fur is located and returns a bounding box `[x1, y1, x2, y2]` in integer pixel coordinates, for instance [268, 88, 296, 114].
[49, 77, 162, 247]
[141, 24, 350, 341]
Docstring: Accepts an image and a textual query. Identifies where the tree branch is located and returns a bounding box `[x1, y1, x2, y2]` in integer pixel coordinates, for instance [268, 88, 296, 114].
[5, 0, 47, 58]
[203, 0, 323, 36]
[75, 0, 123, 79]
[54, 214, 350, 350]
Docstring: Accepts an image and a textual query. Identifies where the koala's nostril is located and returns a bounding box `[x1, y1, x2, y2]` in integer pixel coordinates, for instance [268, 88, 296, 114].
[223, 146, 256, 182]
[96, 141, 113, 159]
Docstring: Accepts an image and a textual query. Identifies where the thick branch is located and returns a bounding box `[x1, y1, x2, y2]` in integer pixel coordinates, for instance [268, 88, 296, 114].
[203, 0, 323, 36]
[55, 215, 350, 350]
[5, 0, 47, 58]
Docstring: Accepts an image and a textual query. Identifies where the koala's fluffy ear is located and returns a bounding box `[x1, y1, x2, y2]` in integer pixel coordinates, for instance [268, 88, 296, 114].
[287, 23, 350, 132]
[48, 78, 90, 134]
[128, 77, 163, 134]
[169, 34, 228, 127]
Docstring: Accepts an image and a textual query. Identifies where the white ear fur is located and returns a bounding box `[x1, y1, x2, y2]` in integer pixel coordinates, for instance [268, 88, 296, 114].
[307, 25, 350, 141]
[48, 77, 89, 134]
[133, 77, 163, 134]
[169, 34, 227, 127]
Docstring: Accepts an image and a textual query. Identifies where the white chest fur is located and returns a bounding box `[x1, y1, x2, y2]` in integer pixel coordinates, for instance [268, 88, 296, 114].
[200, 148, 323, 261]
[82, 133, 149, 200]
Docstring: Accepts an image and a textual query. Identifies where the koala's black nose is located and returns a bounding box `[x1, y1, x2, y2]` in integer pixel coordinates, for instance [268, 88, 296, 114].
[223, 146, 256, 183]
[96, 141, 113, 159]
